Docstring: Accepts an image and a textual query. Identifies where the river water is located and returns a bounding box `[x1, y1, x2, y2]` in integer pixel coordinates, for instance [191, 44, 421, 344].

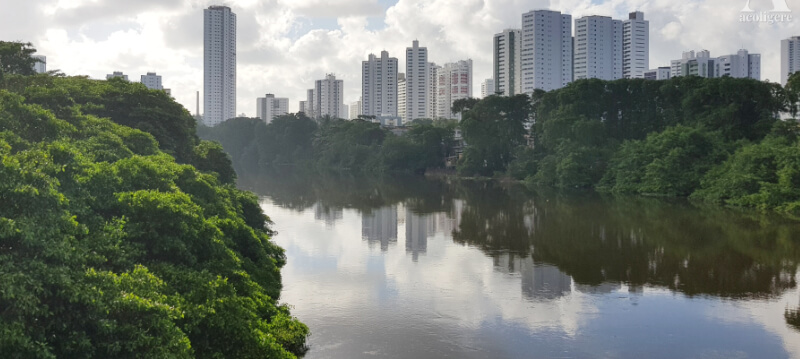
[238, 172, 800, 359]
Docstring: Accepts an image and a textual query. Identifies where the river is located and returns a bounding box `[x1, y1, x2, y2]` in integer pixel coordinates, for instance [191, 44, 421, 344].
[238, 171, 800, 358]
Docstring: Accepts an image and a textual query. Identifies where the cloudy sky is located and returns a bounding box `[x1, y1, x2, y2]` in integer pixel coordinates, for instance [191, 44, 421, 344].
[1, 0, 797, 117]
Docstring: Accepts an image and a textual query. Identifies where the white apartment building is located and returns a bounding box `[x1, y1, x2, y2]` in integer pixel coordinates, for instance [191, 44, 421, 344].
[671, 49, 760, 80]
[398, 73, 406, 123]
[299, 101, 307, 115]
[405, 40, 429, 122]
[644, 67, 671, 80]
[782, 36, 800, 86]
[521, 10, 573, 92]
[622, 11, 649, 79]
[427, 62, 440, 119]
[106, 71, 128, 81]
[715, 49, 760, 80]
[493, 29, 521, 96]
[436, 60, 473, 120]
[305, 89, 316, 118]
[256, 94, 289, 124]
[141, 72, 163, 90]
[350, 97, 362, 119]
[481, 78, 495, 98]
[362, 51, 398, 117]
[671, 50, 714, 78]
[314, 74, 344, 119]
[574, 16, 622, 81]
[33, 55, 46, 74]
[203, 5, 236, 126]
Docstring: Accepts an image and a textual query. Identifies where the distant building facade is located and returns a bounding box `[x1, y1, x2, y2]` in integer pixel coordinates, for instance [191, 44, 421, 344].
[33, 55, 46, 73]
[622, 11, 649, 79]
[405, 40, 429, 123]
[203, 5, 237, 126]
[481, 78, 495, 98]
[520, 10, 573, 92]
[436, 60, 473, 120]
[106, 71, 128, 81]
[141, 72, 163, 90]
[493, 29, 521, 96]
[671, 49, 760, 80]
[314, 74, 344, 119]
[574, 15, 622, 81]
[782, 36, 800, 85]
[644, 67, 671, 80]
[256, 94, 289, 124]
[362, 51, 398, 117]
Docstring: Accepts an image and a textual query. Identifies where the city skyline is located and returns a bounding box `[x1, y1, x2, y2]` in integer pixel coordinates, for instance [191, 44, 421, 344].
[1, 0, 795, 118]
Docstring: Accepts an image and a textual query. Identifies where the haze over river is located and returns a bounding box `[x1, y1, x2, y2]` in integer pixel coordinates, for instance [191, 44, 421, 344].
[238, 171, 800, 359]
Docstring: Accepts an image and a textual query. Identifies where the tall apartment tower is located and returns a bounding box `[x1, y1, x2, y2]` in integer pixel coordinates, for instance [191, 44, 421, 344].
[427, 62, 440, 119]
[481, 79, 496, 98]
[349, 97, 362, 119]
[574, 16, 623, 81]
[405, 40, 429, 122]
[203, 5, 236, 127]
[362, 51, 398, 117]
[314, 74, 344, 119]
[397, 73, 406, 123]
[622, 11, 649, 79]
[305, 89, 316, 118]
[782, 36, 800, 86]
[33, 55, 46, 74]
[256, 94, 289, 124]
[521, 10, 573, 93]
[141, 72, 163, 90]
[436, 60, 473, 120]
[493, 29, 521, 96]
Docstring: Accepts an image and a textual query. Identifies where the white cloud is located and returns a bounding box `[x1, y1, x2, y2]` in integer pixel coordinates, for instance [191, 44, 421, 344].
[0, 0, 794, 117]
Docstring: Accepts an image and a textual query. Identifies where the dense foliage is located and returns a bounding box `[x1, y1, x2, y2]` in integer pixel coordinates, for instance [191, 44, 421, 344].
[199, 115, 457, 175]
[0, 55, 308, 357]
[454, 75, 799, 216]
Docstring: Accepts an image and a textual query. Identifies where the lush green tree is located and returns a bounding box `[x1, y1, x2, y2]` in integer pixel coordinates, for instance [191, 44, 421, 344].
[0, 41, 41, 79]
[458, 94, 530, 175]
[0, 75, 308, 358]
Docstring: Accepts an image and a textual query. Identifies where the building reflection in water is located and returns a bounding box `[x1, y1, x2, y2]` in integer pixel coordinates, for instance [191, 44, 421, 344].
[494, 253, 573, 300]
[314, 202, 343, 227]
[406, 209, 428, 261]
[361, 206, 398, 251]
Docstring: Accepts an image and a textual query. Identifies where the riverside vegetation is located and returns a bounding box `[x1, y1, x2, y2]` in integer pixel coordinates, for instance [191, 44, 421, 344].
[201, 74, 800, 218]
[0, 42, 308, 358]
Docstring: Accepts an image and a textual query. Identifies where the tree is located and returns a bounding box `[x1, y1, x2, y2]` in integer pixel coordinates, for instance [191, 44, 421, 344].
[0, 41, 41, 79]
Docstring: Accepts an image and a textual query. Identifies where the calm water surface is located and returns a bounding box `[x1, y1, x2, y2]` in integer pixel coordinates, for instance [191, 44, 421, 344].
[238, 172, 800, 359]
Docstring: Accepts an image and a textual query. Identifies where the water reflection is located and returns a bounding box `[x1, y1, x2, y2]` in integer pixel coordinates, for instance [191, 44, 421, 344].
[361, 206, 398, 251]
[238, 170, 800, 357]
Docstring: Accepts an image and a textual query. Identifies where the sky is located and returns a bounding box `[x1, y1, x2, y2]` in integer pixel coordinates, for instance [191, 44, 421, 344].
[1, 0, 797, 117]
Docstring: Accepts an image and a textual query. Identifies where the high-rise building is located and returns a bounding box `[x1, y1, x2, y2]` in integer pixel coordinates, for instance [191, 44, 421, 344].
[33, 55, 46, 74]
[493, 29, 521, 96]
[256, 94, 289, 124]
[715, 49, 760, 80]
[427, 62, 440, 119]
[362, 51, 398, 117]
[520, 10, 573, 92]
[140, 72, 163, 90]
[305, 89, 316, 118]
[622, 11, 649, 79]
[314, 74, 344, 119]
[436, 60, 473, 120]
[574, 16, 623, 81]
[781, 36, 800, 85]
[398, 73, 406, 123]
[405, 40, 429, 122]
[349, 97, 362, 119]
[106, 71, 128, 81]
[644, 67, 671, 80]
[299, 100, 307, 115]
[203, 5, 237, 127]
[481, 78, 495, 98]
[671, 49, 760, 80]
